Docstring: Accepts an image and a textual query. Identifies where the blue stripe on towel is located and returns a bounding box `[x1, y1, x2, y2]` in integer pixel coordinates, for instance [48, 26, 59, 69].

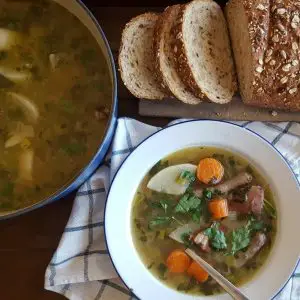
[77, 188, 105, 197]
[272, 122, 292, 145]
[64, 221, 104, 232]
[94, 282, 107, 300]
[49, 250, 108, 267]
[124, 118, 133, 149]
[84, 180, 95, 281]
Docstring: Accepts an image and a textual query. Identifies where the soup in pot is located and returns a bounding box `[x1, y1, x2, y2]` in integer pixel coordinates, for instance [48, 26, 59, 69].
[0, 0, 112, 211]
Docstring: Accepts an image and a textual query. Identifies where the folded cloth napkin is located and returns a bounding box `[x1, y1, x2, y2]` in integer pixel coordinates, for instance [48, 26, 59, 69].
[45, 118, 300, 300]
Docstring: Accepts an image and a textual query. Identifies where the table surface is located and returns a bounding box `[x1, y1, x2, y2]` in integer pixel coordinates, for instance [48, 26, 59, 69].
[0, 1, 227, 299]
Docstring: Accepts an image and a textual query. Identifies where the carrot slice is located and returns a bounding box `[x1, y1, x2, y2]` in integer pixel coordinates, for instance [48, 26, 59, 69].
[166, 249, 191, 273]
[208, 197, 229, 219]
[197, 158, 224, 184]
[187, 261, 209, 283]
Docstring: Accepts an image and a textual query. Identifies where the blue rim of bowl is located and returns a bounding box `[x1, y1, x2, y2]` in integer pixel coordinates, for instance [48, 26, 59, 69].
[0, 0, 118, 220]
[104, 119, 300, 300]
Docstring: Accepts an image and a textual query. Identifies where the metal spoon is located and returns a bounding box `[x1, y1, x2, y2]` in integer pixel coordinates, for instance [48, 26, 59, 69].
[185, 248, 250, 300]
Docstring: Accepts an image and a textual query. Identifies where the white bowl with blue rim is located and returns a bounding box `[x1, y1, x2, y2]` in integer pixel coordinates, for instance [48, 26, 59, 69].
[105, 120, 300, 300]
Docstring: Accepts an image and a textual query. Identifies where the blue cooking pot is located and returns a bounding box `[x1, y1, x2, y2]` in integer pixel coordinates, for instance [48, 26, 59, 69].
[0, 0, 118, 220]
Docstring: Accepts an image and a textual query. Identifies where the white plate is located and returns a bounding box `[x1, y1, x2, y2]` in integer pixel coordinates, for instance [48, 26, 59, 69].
[105, 120, 300, 300]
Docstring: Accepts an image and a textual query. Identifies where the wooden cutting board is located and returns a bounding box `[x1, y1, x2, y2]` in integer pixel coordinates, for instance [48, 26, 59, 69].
[139, 96, 300, 121]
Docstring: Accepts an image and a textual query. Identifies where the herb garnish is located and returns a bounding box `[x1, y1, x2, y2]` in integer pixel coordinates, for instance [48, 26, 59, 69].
[228, 217, 265, 255]
[157, 263, 168, 279]
[175, 194, 201, 213]
[181, 232, 193, 247]
[148, 216, 171, 229]
[176, 170, 195, 185]
[204, 222, 227, 250]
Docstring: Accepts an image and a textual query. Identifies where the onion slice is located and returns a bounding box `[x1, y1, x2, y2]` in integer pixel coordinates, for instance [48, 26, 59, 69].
[147, 164, 197, 195]
[5, 124, 34, 148]
[169, 223, 200, 244]
[19, 149, 34, 182]
[0, 28, 20, 51]
[0, 67, 31, 83]
[7, 92, 39, 123]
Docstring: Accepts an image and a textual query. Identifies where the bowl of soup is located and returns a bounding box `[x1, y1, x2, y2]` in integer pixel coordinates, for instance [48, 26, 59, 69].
[105, 120, 300, 300]
[0, 0, 117, 219]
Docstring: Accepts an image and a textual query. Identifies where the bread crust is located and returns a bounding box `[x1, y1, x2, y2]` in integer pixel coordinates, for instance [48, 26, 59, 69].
[118, 13, 169, 100]
[173, 0, 236, 103]
[153, 5, 202, 104]
[173, 2, 206, 100]
[153, 7, 172, 94]
[227, 0, 300, 111]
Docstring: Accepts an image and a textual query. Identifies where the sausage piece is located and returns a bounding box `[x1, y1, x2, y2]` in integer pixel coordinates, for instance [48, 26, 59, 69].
[235, 232, 267, 268]
[195, 172, 253, 197]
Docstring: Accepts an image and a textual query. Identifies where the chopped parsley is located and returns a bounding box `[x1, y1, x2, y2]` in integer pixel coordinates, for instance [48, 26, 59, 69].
[175, 194, 201, 213]
[157, 263, 167, 279]
[181, 232, 193, 247]
[61, 141, 86, 156]
[228, 217, 266, 255]
[176, 170, 195, 185]
[204, 222, 227, 250]
[148, 216, 171, 229]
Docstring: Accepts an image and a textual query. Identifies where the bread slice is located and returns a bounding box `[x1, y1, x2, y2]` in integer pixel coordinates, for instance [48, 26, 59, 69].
[225, 0, 264, 108]
[119, 13, 169, 100]
[153, 5, 201, 105]
[173, 0, 237, 104]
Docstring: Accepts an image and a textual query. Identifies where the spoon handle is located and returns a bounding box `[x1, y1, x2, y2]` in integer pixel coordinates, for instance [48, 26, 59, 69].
[185, 249, 250, 300]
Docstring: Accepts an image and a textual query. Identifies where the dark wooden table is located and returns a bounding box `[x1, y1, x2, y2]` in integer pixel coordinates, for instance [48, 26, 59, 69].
[0, 1, 226, 299]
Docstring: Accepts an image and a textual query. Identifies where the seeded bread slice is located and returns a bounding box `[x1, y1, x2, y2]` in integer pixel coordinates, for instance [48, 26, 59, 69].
[174, 0, 237, 104]
[119, 13, 168, 100]
[153, 5, 201, 105]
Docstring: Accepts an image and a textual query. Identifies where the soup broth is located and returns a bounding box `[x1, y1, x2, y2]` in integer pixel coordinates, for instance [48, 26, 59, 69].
[132, 147, 276, 296]
[0, 0, 112, 211]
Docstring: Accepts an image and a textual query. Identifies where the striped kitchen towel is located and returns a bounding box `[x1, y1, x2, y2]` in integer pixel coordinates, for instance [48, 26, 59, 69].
[45, 118, 300, 300]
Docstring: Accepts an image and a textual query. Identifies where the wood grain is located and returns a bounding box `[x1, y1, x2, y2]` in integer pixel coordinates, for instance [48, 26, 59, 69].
[139, 97, 300, 121]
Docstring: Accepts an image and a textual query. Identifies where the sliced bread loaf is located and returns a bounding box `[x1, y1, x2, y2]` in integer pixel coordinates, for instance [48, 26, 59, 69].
[119, 13, 168, 100]
[226, 0, 300, 111]
[173, 0, 237, 104]
[153, 5, 201, 104]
